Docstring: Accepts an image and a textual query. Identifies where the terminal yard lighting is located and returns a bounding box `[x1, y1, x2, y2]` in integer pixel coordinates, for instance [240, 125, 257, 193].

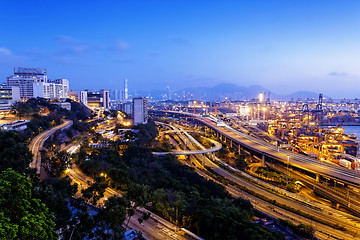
[259, 92, 264, 103]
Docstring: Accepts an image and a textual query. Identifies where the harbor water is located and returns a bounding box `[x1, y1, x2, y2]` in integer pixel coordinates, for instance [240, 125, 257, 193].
[343, 126, 360, 140]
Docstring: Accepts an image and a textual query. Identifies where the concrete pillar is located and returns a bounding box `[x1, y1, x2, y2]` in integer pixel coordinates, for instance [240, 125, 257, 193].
[202, 154, 205, 166]
[213, 152, 215, 161]
[261, 154, 265, 167]
[238, 144, 241, 155]
[230, 139, 233, 148]
[316, 173, 320, 182]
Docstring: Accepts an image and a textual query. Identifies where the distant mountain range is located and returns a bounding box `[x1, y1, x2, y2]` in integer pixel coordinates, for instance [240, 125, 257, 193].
[284, 91, 324, 100]
[134, 83, 327, 101]
[173, 83, 271, 101]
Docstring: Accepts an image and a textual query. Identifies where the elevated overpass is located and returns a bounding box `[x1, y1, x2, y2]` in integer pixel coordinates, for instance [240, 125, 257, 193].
[153, 121, 222, 165]
[151, 110, 360, 187]
[152, 138, 221, 156]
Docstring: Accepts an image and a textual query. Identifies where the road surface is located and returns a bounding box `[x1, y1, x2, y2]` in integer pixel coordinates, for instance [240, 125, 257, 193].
[29, 120, 73, 175]
[168, 122, 360, 240]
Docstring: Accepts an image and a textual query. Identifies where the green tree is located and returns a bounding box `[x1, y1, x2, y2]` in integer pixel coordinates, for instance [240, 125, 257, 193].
[81, 176, 108, 206]
[135, 119, 159, 145]
[32, 176, 77, 231]
[11, 101, 33, 119]
[187, 198, 282, 240]
[235, 155, 248, 170]
[107, 168, 130, 190]
[125, 183, 150, 227]
[0, 169, 58, 240]
[96, 196, 128, 239]
[0, 131, 33, 173]
[42, 150, 70, 177]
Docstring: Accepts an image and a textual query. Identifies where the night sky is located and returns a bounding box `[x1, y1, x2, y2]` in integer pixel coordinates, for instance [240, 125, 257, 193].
[1, 1, 360, 98]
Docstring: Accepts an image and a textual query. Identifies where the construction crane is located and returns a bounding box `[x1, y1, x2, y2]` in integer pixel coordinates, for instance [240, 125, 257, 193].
[313, 93, 323, 125]
[301, 103, 310, 127]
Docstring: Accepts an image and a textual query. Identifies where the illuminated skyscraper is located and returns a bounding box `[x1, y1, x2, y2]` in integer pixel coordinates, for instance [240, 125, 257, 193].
[124, 78, 128, 100]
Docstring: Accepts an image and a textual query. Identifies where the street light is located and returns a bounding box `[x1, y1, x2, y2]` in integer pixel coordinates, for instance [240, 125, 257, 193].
[286, 155, 290, 185]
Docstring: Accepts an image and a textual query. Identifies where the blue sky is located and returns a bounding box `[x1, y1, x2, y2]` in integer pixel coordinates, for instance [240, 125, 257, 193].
[0, 0, 359, 98]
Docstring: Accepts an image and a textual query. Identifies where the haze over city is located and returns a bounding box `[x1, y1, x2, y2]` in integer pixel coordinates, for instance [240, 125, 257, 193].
[1, 1, 360, 98]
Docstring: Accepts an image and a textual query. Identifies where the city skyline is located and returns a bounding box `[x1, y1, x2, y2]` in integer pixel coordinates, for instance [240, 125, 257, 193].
[1, 1, 360, 98]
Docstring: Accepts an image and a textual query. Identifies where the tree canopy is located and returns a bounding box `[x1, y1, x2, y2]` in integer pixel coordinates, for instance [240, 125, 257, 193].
[0, 131, 33, 173]
[0, 169, 58, 240]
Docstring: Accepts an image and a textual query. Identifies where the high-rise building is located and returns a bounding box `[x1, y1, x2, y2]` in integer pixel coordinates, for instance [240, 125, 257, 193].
[100, 89, 110, 109]
[7, 67, 46, 100]
[133, 97, 148, 125]
[79, 91, 88, 106]
[124, 78, 128, 100]
[6, 67, 69, 100]
[167, 86, 171, 100]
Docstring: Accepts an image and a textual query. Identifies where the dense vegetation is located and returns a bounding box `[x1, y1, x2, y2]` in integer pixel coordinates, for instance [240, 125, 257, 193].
[256, 167, 298, 192]
[0, 169, 58, 240]
[0, 130, 33, 174]
[0, 98, 102, 239]
[12, 97, 92, 138]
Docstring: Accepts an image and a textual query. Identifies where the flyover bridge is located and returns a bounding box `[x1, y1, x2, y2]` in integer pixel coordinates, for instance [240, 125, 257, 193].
[151, 110, 360, 187]
[153, 121, 222, 165]
[152, 138, 221, 156]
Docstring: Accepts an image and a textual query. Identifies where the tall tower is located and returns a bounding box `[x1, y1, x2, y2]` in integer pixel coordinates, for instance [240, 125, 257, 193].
[124, 78, 128, 100]
[167, 86, 171, 100]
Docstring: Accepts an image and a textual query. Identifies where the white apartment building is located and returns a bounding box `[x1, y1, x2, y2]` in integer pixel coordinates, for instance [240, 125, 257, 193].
[33, 80, 69, 99]
[79, 91, 88, 106]
[7, 67, 69, 100]
[68, 90, 88, 107]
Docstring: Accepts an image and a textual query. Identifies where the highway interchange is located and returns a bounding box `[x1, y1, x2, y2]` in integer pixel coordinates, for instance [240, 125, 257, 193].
[159, 120, 360, 239]
[202, 116, 360, 186]
[28, 116, 360, 239]
[160, 110, 360, 186]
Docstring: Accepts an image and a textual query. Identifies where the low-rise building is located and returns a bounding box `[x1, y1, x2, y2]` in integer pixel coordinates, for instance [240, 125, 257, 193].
[0, 120, 30, 131]
[53, 102, 71, 111]
[68, 90, 88, 107]
[86, 89, 110, 110]
[115, 102, 133, 115]
[0, 86, 20, 111]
